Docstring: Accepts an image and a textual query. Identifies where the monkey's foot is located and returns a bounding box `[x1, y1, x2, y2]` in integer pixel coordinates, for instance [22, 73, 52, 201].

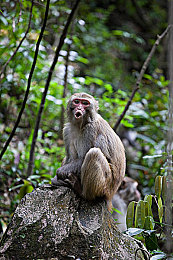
[51, 175, 70, 187]
[51, 174, 82, 197]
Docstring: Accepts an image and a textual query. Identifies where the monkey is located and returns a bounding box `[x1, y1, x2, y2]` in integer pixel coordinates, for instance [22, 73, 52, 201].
[51, 93, 126, 210]
[112, 176, 141, 231]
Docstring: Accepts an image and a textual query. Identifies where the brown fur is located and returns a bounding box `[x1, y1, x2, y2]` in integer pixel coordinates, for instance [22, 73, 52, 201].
[51, 93, 126, 210]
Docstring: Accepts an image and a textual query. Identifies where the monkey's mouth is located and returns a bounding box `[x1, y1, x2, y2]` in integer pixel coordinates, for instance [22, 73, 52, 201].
[75, 111, 83, 119]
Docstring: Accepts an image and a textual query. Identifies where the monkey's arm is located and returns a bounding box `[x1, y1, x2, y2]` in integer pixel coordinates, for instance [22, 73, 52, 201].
[51, 159, 83, 195]
[59, 124, 84, 178]
[56, 158, 83, 179]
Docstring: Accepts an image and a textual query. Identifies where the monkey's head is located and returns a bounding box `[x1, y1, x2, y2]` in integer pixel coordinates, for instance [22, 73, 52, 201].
[67, 93, 99, 125]
[118, 177, 141, 203]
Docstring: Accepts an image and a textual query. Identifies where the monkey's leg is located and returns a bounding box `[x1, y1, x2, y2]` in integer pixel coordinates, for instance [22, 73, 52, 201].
[81, 147, 112, 200]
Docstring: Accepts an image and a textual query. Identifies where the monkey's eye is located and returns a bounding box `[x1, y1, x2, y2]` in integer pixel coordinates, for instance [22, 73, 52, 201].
[81, 100, 90, 106]
[73, 99, 80, 104]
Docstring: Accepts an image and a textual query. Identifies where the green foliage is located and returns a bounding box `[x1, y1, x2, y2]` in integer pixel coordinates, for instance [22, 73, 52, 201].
[111, 207, 123, 218]
[17, 180, 34, 200]
[126, 176, 172, 257]
[0, 3, 170, 256]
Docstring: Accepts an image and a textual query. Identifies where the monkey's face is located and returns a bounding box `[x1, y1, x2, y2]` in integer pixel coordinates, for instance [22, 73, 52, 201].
[71, 98, 90, 120]
[67, 93, 98, 124]
[67, 93, 99, 125]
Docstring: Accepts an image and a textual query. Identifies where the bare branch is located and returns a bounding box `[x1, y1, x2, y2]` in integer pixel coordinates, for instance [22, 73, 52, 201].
[113, 25, 171, 132]
[0, 0, 50, 160]
[26, 0, 81, 177]
[0, 1, 34, 80]
[59, 41, 71, 139]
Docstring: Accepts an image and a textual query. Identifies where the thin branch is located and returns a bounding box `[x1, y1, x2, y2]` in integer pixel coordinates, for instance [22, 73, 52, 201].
[59, 15, 76, 139]
[59, 42, 71, 139]
[64, 44, 71, 98]
[26, 0, 81, 177]
[0, 0, 50, 160]
[113, 25, 171, 132]
[0, 0, 34, 80]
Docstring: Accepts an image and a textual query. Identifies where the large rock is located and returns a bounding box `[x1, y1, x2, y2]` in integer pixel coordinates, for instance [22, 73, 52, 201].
[0, 185, 147, 259]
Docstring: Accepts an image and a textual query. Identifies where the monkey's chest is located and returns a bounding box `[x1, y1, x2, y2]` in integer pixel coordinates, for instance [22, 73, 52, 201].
[73, 135, 94, 158]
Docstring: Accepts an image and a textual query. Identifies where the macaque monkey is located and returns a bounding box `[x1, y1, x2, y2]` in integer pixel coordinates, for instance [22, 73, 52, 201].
[112, 177, 141, 231]
[51, 93, 126, 210]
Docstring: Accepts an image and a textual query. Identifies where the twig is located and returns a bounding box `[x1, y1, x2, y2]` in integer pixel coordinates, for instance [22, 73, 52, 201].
[0, 0, 34, 80]
[26, 0, 81, 177]
[59, 14, 76, 139]
[0, 0, 50, 160]
[59, 42, 71, 139]
[113, 25, 171, 132]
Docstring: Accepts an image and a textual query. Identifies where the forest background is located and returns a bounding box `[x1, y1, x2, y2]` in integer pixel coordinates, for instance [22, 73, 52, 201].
[0, 0, 172, 256]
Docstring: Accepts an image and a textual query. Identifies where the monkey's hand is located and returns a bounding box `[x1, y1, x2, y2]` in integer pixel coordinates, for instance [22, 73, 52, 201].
[56, 159, 83, 180]
[51, 166, 72, 187]
[51, 175, 69, 187]
[51, 173, 82, 197]
[56, 165, 72, 180]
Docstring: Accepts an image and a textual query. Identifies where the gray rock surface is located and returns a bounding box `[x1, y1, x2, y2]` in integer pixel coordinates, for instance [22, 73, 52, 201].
[0, 185, 148, 259]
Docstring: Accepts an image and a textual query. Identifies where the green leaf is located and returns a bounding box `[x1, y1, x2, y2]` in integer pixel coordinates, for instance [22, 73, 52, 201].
[84, 77, 93, 85]
[76, 56, 89, 64]
[117, 89, 127, 97]
[144, 231, 158, 251]
[104, 83, 113, 93]
[0, 15, 8, 25]
[9, 184, 23, 191]
[144, 216, 154, 230]
[72, 35, 80, 44]
[93, 78, 103, 85]
[112, 30, 124, 36]
[150, 253, 167, 260]
[132, 110, 149, 119]
[143, 154, 162, 159]
[144, 195, 153, 217]
[27, 175, 41, 180]
[155, 176, 162, 199]
[135, 201, 146, 228]
[144, 74, 153, 80]
[126, 227, 144, 236]
[112, 207, 123, 215]
[121, 119, 134, 128]
[158, 197, 163, 223]
[126, 201, 136, 228]
[137, 133, 156, 145]
[18, 181, 34, 200]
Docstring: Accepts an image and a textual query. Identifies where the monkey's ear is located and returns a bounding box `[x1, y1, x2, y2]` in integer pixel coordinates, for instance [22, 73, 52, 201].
[95, 100, 99, 111]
